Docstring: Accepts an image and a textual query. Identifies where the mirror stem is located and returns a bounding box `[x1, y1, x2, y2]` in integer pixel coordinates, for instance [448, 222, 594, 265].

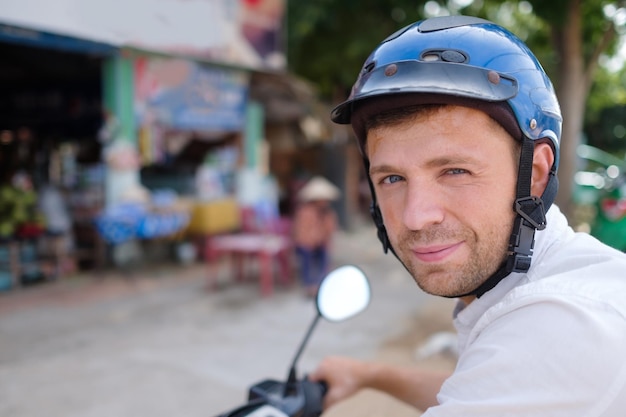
[284, 313, 321, 396]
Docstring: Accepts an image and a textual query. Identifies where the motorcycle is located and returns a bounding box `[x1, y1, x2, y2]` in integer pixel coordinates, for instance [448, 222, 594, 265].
[574, 144, 626, 251]
[215, 265, 371, 417]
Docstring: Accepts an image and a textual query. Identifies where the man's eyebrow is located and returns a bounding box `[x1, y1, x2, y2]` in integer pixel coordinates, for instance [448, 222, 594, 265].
[369, 164, 397, 176]
[369, 157, 479, 175]
[424, 156, 478, 167]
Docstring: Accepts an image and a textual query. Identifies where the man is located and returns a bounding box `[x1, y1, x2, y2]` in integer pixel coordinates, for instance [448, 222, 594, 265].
[310, 15, 626, 415]
[292, 175, 340, 297]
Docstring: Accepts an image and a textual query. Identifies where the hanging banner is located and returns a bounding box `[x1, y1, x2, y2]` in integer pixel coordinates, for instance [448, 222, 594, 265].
[134, 57, 249, 133]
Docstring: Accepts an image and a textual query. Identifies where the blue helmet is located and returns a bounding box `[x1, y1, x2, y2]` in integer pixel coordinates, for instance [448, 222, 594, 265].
[331, 15, 561, 167]
[332, 16, 563, 298]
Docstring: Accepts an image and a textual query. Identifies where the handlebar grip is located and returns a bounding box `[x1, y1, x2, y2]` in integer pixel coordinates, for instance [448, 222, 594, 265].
[301, 378, 326, 417]
[317, 380, 328, 397]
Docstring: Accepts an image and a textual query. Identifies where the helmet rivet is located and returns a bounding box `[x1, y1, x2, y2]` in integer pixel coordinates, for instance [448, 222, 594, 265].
[384, 64, 398, 77]
[530, 119, 537, 130]
[487, 70, 500, 85]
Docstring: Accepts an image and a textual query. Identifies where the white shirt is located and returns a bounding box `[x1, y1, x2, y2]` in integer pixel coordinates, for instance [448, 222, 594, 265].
[425, 206, 626, 416]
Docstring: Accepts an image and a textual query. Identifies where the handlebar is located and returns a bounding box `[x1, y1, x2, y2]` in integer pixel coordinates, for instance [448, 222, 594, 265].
[217, 378, 327, 417]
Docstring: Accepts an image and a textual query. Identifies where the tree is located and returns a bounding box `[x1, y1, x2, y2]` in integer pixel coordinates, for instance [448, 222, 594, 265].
[529, 0, 623, 217]
[287, 0, 626, 220]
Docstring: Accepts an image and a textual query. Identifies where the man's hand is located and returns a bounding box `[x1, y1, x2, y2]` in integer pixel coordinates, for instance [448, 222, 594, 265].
[309, 355, 452, 412]
[308, 356, 369, 409]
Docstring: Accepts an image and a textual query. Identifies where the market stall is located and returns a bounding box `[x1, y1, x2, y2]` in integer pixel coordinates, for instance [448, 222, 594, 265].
[0, 38, 109, 289]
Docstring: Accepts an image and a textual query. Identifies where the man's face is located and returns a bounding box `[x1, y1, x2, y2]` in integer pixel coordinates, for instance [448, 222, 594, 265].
[367, 105, 518, 299]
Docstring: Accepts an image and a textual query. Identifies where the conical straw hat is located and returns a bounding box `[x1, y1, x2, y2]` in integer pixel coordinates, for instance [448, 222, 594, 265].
[297, 176, 341, 201]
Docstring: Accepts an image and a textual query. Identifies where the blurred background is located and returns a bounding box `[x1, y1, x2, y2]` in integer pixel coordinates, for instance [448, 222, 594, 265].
[0, 1, 624, 416]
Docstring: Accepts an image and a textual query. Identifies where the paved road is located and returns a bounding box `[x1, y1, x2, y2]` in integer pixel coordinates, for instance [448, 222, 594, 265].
[0, 224, 456, 417]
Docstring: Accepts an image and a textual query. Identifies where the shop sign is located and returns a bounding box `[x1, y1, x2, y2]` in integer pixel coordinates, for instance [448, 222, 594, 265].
[134, 57, 249, 132]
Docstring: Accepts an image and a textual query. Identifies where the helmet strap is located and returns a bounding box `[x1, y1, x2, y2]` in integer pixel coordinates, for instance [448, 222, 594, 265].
[363, 157, 394, 254]
[370, 202, 392, 253]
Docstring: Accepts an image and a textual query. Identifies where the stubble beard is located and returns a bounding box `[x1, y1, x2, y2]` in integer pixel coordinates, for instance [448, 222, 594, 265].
[396, 224, 510, 298]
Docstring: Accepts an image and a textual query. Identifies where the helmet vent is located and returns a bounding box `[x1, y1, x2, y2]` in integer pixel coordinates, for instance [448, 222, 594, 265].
[419, 15, 491, 33]
[362, 62, 376, 75]
[420, 49, 468, 64]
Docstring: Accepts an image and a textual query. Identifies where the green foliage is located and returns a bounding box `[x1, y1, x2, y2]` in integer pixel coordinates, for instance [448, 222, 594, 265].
[580, 1, 621, 61]
[585, 105, 626, 152]
[587, 65, 626, 123]
[529, 0, 571, 26]
[0, 186, 40, 238]
[287, 0, 427, 98]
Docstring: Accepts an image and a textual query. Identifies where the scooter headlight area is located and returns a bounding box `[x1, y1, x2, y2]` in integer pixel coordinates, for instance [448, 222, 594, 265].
[216, 265, 371, 417]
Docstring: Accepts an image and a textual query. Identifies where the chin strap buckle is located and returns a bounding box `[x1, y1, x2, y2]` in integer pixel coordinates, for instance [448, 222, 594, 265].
[507, 219, 535, 272]
[514, 196, 547, 230]
[508, 196, 546, 273]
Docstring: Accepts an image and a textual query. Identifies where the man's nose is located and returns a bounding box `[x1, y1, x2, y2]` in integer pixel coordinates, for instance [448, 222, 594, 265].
[402, 180, 445, 231]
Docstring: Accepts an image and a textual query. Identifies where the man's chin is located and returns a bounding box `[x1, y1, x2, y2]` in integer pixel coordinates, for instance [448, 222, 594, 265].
[413, 272, 481, 298]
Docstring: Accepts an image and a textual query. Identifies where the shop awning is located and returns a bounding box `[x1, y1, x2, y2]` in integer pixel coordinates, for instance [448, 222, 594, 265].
[0, 0, 286, 71]
[0, 23, 117, 56]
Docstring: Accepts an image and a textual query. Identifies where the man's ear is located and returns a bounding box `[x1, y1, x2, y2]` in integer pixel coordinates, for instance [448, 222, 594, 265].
[531, 142, 555, 197]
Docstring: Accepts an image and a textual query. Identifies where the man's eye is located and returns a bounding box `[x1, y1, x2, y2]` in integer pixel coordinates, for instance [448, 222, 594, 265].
[446, 168, 468, 175]
[382, 175, 404, 184]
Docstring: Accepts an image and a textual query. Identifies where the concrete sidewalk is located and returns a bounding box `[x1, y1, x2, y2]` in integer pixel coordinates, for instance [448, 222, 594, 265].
[0, 224, 457, 417]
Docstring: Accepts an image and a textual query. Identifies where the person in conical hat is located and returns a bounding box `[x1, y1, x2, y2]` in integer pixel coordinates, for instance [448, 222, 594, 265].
[292, 176, 340, 297]
[296, 175, 341, 202]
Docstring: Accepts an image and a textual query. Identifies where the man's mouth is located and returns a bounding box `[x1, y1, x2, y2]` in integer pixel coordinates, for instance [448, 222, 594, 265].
[411, 242, 463, 263]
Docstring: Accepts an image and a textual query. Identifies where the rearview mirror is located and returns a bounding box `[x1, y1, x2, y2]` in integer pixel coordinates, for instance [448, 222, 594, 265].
[316, 265, 370, 322]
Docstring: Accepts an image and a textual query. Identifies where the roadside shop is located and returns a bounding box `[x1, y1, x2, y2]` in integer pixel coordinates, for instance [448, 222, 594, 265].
[0, 0, 301, 291]
[0, 24, 115, 289]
